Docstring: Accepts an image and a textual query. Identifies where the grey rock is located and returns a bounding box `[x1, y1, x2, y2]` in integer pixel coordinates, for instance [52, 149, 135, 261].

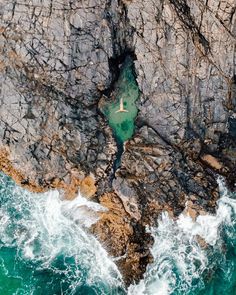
[0, 0, 236, 286]
[0, 0, 129, 186]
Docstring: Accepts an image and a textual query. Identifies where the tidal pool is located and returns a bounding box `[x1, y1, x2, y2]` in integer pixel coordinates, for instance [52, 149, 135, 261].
[101, 56, 140, 144]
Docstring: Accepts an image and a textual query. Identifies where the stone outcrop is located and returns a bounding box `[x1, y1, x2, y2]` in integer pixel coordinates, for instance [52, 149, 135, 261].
[0, 0, 128, 193]
[1, 0, 236, 286]
[128, 0, 235, 148]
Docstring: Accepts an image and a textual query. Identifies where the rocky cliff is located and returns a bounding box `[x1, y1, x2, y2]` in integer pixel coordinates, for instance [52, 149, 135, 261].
[0, 0, 236, 286]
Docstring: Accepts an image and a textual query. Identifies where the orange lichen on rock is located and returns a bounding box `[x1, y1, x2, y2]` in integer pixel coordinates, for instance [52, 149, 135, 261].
[92, 192, 153, 285]
[0, 148, 96, 200]
[183, 199, 208, 221]
[201, 154, 222, 170]
[51, 174, 96, 200]
[53, 174, 97, 200]
[52, 175, 81, 200]
[92, 192, 133, 257]
[0, 60, 5, 71]
[80, 176, 97, 198]
[0, 148, 46, 193]
[64, 176, 81, 199]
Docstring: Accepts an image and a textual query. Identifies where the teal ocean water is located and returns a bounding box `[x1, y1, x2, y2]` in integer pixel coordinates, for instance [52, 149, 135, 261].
[128, 177, 236, 295]
[0, 173, 125, 295]
[0, 173, 236, 294]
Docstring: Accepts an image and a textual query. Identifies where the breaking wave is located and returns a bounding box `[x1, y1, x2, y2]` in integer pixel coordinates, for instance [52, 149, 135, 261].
[0, 173, 125, 295]
[128, 177, 236, 295]
[1, 172, 236, 295]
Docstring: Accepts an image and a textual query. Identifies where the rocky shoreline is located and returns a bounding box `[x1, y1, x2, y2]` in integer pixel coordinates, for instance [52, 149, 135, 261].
[1, 0, 236, 286]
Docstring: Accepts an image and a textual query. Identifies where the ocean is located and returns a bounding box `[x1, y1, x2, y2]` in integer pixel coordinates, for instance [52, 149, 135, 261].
[0, 173, 236, 295]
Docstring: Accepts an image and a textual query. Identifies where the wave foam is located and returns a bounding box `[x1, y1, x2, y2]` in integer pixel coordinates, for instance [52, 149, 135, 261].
[128, 177, 236, 295]
[0, 174, 124, 294]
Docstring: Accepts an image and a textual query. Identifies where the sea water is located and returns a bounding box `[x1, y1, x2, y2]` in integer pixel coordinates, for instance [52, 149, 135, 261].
[1, 173, 236, 294]
[0, 173, 125, 295]
[128, 177, 236, 295]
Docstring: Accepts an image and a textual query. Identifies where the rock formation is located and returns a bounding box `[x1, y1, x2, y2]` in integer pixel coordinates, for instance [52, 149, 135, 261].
[0, 0, 236, 286]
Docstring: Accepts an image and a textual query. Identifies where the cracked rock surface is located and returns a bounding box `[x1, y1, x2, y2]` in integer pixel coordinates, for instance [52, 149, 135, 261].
[0, 0, 131, 191]
[1, 0, 236, 286]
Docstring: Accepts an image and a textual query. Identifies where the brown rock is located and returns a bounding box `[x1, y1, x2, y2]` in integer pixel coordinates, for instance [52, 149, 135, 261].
[185, 206, 198, 221]
[196, 235, 209, 249]
[92, 193, 133, 257]
[184, 200, 208, 221]
[0, 148, 46, 193]
[80, 176, 97, 199]
[0, 148, 83, 200]
[92, 192, 153, 286]
[201, 154, 223, 171]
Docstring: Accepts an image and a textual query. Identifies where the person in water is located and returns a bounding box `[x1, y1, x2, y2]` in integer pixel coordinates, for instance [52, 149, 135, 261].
[115, 97, 129, 113]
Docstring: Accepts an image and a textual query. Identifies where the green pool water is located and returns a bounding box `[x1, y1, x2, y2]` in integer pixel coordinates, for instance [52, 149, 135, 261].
[101, 57, 140, 144]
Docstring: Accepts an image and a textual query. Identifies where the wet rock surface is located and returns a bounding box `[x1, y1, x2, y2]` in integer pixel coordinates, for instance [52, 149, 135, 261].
[1, 0, 236, 286]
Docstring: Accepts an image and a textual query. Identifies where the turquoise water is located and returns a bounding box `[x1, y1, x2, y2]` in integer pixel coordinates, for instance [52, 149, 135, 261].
[0, 173, 236, 294]
[128, 177, 236, 295]
[101, 57, 140, 143]
[0, 173, 125, 295]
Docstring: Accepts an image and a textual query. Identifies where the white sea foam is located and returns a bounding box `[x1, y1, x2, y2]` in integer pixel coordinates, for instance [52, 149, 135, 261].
[0, 175, 124, 294]
[1, 173, 235, 295]
[128, 177, 236, 295]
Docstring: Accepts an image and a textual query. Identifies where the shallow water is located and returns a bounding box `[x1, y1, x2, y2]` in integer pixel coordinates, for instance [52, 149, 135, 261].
[1, 173, 236, 294]
[101, 57, 140, 143]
